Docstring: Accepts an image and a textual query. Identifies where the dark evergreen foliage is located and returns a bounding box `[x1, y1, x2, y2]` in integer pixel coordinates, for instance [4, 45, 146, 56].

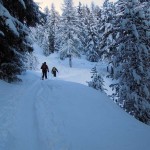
[0, 0, 41, 82]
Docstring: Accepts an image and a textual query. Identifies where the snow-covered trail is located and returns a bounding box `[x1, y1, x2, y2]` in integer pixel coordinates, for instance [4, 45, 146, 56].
[1, 70, 150, 150]
[9, 81, 41, 150]
[2, 73, 69, 150]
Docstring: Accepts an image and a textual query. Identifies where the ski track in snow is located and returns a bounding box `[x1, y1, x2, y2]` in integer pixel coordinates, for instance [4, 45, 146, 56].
[1, 75, 150, 150]
[3, 81, 41, 150]
[35, 80, 70, 150]
[1, 78, 70, 150]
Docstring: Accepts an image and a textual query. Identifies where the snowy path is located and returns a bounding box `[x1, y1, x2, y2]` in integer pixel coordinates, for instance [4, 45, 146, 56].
[0, 73, 70, 150]
[0, 71, 150, 150]
[9, 81, 41, 150]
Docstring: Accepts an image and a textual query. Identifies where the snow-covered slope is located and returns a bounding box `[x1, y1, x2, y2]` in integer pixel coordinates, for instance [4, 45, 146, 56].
[0, 44, 150, 150]
[33, 43, 97, 86]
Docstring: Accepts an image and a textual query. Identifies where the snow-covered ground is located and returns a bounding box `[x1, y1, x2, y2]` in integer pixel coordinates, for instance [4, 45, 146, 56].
[0, 44, 150, 150]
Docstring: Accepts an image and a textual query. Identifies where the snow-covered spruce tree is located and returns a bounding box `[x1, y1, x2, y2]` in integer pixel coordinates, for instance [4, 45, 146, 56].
[88, 66, 105, 92]
[99, 0, 116, 60]
[30, 7, 50, 56]
[84, 6, 99, 62]
[0, 0, 40, 82]
[47, 4, 60, 54]
[40, 7, 51, 56]
[76, 2, 88, 54]
[76, 2, 101, 57]
[91, 2, 100, 16]
[91, 3, 103, 58]
[30, 24, 45, 47]
[56, 0, 81, 67]
[30, 5, 60, 56]
[108, 0, 150, 124]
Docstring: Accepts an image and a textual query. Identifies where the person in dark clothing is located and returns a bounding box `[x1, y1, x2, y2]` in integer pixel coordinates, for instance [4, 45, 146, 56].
[51, 67, 58, 77]
[41, 62, 49, 80]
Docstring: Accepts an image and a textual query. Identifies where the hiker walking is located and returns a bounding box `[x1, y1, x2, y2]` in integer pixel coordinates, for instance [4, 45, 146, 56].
[41, 62, 49, 80]
[51, 67, 58, 77]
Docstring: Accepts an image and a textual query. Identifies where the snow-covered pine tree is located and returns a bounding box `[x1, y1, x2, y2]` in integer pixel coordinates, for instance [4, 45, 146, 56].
[91, 2, 102, 24]
[99, 0, 116, 60]
[91, 3, 103, 57]
[30, 7, 51, 56]
[108, 0, 150, 124]
[30, 5, 60, 56]
[41, 7, 51, 56]
[88, 66, 105, 92]
[84, 6, 99, 62]
[48, 4, 60, 54]
[0, 0, 40, 82]
[30, 22, 45, 48]
[76, 2, 88, 54]
[56, 0, 81, 67]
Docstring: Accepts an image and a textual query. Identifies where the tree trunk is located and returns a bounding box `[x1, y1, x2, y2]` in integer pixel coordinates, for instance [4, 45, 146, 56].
[69, 55, 72, 68]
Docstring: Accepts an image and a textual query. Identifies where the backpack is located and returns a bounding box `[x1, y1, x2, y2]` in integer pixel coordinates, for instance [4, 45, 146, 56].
[41, 64, 47, 71]
[52, 67, 58, 73]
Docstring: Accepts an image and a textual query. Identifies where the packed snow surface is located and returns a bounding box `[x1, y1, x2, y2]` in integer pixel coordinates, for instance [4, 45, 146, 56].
[0, 44, 150, 150]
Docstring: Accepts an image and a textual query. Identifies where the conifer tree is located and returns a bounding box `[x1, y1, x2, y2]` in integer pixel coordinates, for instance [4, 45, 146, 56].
[84, 6, 99, 62]
[42, 7, 51, 56]
[30, 24, 45, 48]
[0, 0, 40, 82]
[31, 5, 60, 56]
[92, 4, 103, 61]
[76, 2, 88, 54]
[48, 4, 60, 54]
[99, 0, 116, 60]
[56, 0, 80, 67]
[107, 0, 150, 124]
[88, 66, 105, 92]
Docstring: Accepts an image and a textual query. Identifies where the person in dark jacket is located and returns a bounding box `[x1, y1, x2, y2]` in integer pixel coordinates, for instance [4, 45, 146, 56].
[51, 67, 58, 77]
[41, 62, 49, 80]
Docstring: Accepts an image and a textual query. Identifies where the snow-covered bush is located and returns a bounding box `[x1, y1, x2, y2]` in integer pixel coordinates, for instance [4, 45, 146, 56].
[88, 67, 106, 92]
